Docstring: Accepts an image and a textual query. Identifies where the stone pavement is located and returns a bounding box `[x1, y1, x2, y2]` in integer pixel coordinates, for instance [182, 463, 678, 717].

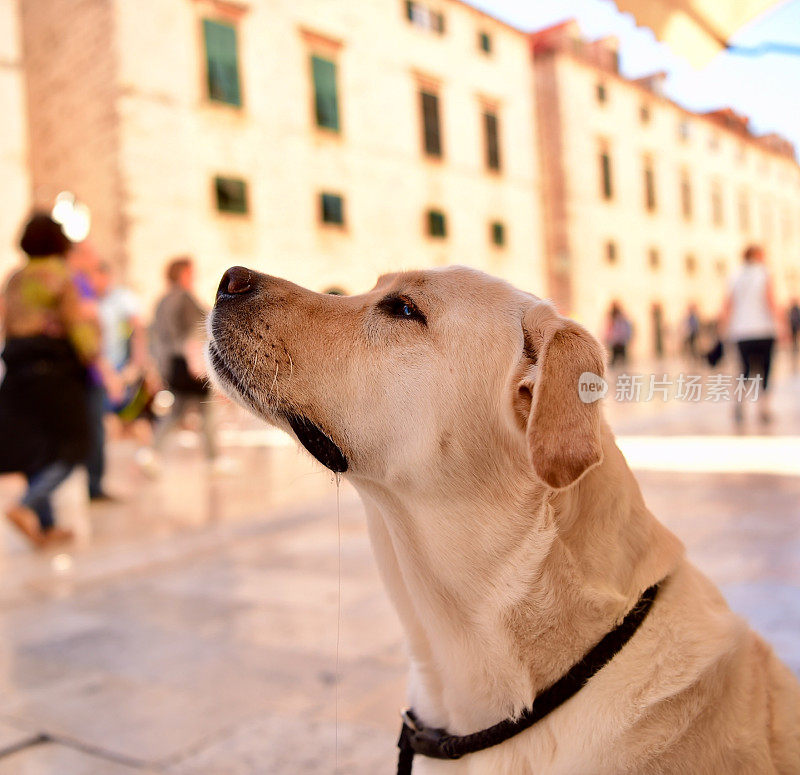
[0, 360, 798, 774]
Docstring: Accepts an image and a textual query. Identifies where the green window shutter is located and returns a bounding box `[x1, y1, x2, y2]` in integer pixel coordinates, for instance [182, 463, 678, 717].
[214, 176, 248, 214]
[421, 91, 441, 157]
[320, 192, 345, 225]
[491, 221, 505, 247]
[644, 163, 656, 211]
[484, 111, 501, 171]
[312, 56, 340, 131]
[600, 151, 613, 199]
[204, 19, 241, 106]
[427, 209, 446, 238]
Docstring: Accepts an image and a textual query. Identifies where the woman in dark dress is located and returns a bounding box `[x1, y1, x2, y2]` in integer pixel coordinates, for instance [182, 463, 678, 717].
[0, 214, 98, 547]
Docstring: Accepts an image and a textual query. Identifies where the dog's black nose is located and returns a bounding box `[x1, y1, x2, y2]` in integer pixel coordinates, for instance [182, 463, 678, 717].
[217, 266, 253, 299]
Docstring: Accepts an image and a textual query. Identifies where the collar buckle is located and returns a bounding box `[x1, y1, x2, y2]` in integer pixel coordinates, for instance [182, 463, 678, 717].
[399, 708, 461, 760]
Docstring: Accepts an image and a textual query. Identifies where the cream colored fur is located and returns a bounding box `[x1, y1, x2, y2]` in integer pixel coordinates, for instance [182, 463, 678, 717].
[208, 266, 800, 774]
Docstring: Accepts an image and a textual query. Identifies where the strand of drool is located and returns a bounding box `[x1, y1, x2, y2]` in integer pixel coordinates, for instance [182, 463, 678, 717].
[334, 472, 342, 773]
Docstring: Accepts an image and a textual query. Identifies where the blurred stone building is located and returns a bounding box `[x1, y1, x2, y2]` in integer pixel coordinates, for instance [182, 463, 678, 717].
[3, 1, 800, 358]
[0, 0, 29, 276]
[532, 20, 800, 356]
[12, 0, 545, 305]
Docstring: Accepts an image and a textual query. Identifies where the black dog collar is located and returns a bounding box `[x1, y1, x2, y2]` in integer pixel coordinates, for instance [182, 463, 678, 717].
[397, 581, 662, 774]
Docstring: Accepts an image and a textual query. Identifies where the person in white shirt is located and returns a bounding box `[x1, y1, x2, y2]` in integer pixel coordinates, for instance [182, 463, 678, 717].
[721, 245, 781, 424]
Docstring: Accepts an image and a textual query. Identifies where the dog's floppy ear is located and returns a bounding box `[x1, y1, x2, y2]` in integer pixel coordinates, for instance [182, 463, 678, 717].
[515, 302, 605, 489]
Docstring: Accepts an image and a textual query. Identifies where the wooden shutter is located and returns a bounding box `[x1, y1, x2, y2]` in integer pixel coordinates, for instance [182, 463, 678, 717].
[204, 20, 241, 106]
[484, 111, 500, 171]
[427, 210, 446, 237]
[600, 150, 613, 199]
[312, 56, 340, 131]
[320, 193, 345, 225]
[214, 176, 248, 214]
[421, 91, 441, 157]
[492, 221, 505, 246]
[644, 160, 656, 211]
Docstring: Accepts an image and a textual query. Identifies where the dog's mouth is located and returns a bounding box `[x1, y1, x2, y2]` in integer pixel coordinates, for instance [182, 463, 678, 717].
[208, 339, 348, 474]
[285, 414, 348, 473]
[207, 339, 240, 390]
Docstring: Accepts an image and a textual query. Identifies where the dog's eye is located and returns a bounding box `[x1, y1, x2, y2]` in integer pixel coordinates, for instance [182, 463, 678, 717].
[378, 295, 427, 325]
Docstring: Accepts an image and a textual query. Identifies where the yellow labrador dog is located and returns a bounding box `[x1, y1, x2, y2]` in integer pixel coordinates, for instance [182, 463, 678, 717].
[207, 266, 800, 774]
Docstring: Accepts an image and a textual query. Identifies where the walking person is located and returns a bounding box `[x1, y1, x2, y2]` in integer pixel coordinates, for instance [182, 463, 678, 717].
[92, 262, 158, 432]
[146, 257, 217, 467]
[68, 241, 114, 501]
[789, 298, 800, 369]
[605, 301, 633, 368]
[683, 303, 701, 363]
[0, 214, 99, 547]
[720, 245, 781, 425]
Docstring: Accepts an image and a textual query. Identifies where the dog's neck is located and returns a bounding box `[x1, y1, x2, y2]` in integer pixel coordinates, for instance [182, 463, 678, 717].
[353, 422, 683, 736]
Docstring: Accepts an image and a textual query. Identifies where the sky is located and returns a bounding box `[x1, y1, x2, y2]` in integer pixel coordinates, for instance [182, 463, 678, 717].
[468, 0, 800, 157]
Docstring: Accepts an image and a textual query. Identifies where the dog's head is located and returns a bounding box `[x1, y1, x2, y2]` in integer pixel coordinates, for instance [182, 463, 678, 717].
[207, 266, 605, 491]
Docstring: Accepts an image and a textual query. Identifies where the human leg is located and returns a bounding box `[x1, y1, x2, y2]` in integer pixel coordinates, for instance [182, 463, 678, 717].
[6, 461, 75, 547]
[21, 461, 74, 531]
[85, 383, 108, 499]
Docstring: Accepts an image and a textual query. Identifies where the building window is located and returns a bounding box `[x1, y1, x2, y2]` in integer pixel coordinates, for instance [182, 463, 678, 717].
[405, 1, 445, 33]
[605, 240, 617, 264]
[708, 133, 720, 151]
[420, 90, 442, 158]
[214, 176, 248, 214]
[483, 110, 501, 172]
[320, 192, 345, 225]
[685, 254, 697, 275]
[596, 82, 607, 104]
[680, 169, 692, 220]
[640, 104, 651, 123]
[490, 221, 505, 247]
[677, 120, 690, 142]
[711, 182, 723, 226]
[311, 55, 340, 132]
[648, 248, 660, 270]
[426, 209, 447, 238]
[715, 258, 727, 276]
[599, 145, 613, 200]
[203, 19, 242, 107]
[643, 156, 656, 212]
[738, 190, 750, 232]
[479, 31, 491, 53]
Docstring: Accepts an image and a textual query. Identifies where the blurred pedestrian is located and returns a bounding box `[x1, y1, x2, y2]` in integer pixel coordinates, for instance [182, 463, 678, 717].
[147, 257, 217, 466]
[92, 262, 159, 432]
[789, 298, 800, 368]
[683, 303, 701, 362]
[720, 245, 780, 425]
[68, 241, 112, 501]
[0, 214, 98, 547]
[605, 301, 633, 367]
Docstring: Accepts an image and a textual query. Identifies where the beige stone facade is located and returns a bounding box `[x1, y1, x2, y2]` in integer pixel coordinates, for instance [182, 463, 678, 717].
[533, 21, 800, 357]
[17, 0, 545, 307]
[0, 0, 30, 280]
[11, 4, 800, 352]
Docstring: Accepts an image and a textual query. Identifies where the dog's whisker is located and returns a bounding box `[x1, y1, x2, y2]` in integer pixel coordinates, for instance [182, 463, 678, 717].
[269, 361, 279, 398]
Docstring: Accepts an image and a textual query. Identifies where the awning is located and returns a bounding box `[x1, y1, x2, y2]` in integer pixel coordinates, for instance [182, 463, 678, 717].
[609, 0, 791, 67]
